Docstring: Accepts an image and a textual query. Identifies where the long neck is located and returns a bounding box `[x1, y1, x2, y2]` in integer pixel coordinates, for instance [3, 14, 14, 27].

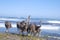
[40, 20, 42, 27]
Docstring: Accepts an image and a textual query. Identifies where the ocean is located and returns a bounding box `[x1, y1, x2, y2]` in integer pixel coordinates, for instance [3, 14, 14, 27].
[0, 17, 60, 38]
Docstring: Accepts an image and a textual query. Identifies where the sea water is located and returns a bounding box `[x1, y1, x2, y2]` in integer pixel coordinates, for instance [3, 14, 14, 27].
[0, 18, 60, 37]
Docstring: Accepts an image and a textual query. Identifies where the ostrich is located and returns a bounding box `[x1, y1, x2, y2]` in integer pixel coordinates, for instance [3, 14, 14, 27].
[5, 21, 12, 33]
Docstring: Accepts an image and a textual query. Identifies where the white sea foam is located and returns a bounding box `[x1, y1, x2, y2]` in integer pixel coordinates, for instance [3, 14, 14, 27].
[0, 23, 59, 31]
[0, 18, 24, 21]
[40, 25, 59, 30]
[0, 23, 16, 27]
[47, 20, 60, 24]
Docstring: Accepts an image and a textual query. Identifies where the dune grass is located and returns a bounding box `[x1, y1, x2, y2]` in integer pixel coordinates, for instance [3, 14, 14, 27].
[0, 33, 45, 40]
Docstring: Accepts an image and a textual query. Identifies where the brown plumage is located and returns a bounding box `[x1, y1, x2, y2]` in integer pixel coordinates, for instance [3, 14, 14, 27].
[5, 21, 12, 32]
[5, 21, 12, 29]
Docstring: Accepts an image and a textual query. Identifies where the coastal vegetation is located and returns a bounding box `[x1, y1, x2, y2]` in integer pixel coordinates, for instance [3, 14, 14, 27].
[0, 33, 44, 40]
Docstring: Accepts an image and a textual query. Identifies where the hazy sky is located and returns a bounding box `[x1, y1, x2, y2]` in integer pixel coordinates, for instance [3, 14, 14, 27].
[0, 0, 60, 18]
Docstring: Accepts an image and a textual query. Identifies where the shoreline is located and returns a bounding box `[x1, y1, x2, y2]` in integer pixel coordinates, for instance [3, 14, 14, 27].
[0, 33, 44, 40]
[41, 35, 60, 40]
[0, 33, 60, 40]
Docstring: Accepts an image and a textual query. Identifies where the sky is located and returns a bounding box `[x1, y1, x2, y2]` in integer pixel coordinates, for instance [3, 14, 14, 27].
[0, 0, 60, 19]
